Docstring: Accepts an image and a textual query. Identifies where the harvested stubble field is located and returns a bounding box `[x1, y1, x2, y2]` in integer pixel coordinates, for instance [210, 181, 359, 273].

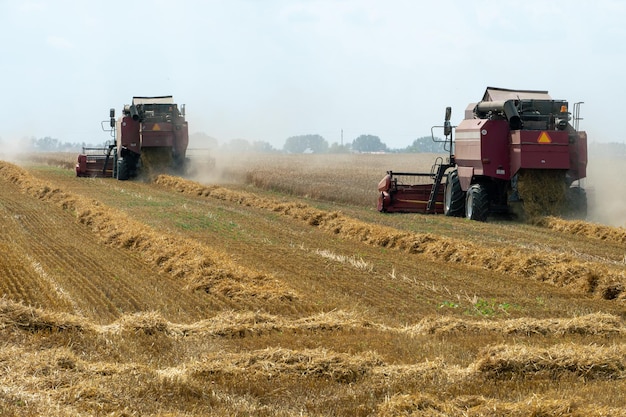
[0, 152, 625, 417]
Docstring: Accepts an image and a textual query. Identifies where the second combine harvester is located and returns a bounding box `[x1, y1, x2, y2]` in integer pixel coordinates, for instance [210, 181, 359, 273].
[378, 87, 588, 221]
[76, 96, 189, 180]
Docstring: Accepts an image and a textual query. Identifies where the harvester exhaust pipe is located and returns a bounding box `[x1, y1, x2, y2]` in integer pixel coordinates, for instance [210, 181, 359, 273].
[476, 99, 522, 130]
[129, 104, 140, 121]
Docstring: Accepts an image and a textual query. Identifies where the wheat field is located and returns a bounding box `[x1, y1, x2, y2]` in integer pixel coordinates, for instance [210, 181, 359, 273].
[0, 152, 625, 416]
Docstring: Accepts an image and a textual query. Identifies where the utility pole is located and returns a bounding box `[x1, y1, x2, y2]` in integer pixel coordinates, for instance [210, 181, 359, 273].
[341, 129, 343, 146]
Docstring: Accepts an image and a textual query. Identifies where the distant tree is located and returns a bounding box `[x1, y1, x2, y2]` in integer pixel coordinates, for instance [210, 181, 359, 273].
[31, 136, 82, 152]
[404, 136, 447, 153]
[283, 136, 305, 153]
[328, 142, 351, 154]
[221, 138, 251, 153]
[33, 136, 59, 151]
[251, 140, 276, 153]
[352, 134, 387, 153]
[283, 134, 328, 154]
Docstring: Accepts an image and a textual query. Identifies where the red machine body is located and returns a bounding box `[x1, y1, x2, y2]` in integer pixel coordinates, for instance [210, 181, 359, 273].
[76, 96, 189, 180]
[378, 87, 588, 221]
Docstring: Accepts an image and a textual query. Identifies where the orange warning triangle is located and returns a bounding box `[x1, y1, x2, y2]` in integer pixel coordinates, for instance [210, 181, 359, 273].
[537, 132, 551, 143]
[152, 124, 161, 131]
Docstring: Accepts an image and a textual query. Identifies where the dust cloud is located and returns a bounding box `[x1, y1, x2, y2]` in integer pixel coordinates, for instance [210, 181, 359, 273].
[585, 149, 626, 227]
[0, 136, 34, 163]
[185, 148, 249, 185]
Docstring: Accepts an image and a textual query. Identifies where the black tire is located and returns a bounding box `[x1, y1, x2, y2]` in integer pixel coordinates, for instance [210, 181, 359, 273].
[465, 183, 489, 221]
[444, 170, 465, 217]
[565, 187, 587, 219]
[117, 158, 129, 181]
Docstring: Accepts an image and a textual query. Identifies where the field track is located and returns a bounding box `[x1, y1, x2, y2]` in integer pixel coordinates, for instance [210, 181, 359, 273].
[1, 154, 625, 416]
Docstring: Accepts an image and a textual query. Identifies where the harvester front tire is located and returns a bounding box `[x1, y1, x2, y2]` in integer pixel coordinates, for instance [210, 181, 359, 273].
[117, 158, 129, 181]
[444, 170, 465, 217]
[465, 184, 489, 221]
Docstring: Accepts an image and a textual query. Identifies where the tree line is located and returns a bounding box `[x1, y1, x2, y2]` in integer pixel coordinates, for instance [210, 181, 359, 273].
[191, 132, 448, 154]
[11, 133, 626, 156]
[3, 133, 448, 154]
[0, 136, 89, 152]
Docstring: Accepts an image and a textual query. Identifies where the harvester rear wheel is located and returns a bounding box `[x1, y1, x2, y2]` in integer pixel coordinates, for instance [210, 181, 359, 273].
[565, 187, 587, 219]
[465, 183, 489, 221]
[444, 170, 465, 217]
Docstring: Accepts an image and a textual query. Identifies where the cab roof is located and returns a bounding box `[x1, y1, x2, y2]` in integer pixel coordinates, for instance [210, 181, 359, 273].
[132, 96, 174, 105]
[483, 87, 552, 101]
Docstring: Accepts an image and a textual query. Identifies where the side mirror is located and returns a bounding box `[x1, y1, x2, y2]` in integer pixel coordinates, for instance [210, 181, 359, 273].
[443, 107, 452, 136]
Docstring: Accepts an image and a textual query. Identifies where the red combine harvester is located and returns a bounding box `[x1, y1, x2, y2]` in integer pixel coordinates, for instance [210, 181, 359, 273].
[76, 96, 189, 180]
[378, 87, 587, 221]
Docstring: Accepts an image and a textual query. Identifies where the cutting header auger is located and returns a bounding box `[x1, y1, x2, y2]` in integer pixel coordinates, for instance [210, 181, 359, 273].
[378, 87, 587, 221]
[76, 96, 189, 180]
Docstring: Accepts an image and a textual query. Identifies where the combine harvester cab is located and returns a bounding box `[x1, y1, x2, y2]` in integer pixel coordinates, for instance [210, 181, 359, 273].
[378, 87, 588, 221]
[76, 96, 189, 180]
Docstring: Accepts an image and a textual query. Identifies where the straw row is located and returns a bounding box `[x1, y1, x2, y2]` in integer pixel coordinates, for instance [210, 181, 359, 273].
[537, 216, 626, 244]
[2, 298, 622, 338]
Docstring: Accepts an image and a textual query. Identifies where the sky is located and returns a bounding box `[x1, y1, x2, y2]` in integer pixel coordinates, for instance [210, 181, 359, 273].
[0, 0, 624, 150]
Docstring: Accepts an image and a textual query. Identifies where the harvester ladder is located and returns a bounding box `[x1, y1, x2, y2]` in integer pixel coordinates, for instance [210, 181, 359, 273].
[426, 161, 453, 213]
[427, 106, 455, 213]
[102, 144, 117, 177]
[573, 102, 584, 131]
